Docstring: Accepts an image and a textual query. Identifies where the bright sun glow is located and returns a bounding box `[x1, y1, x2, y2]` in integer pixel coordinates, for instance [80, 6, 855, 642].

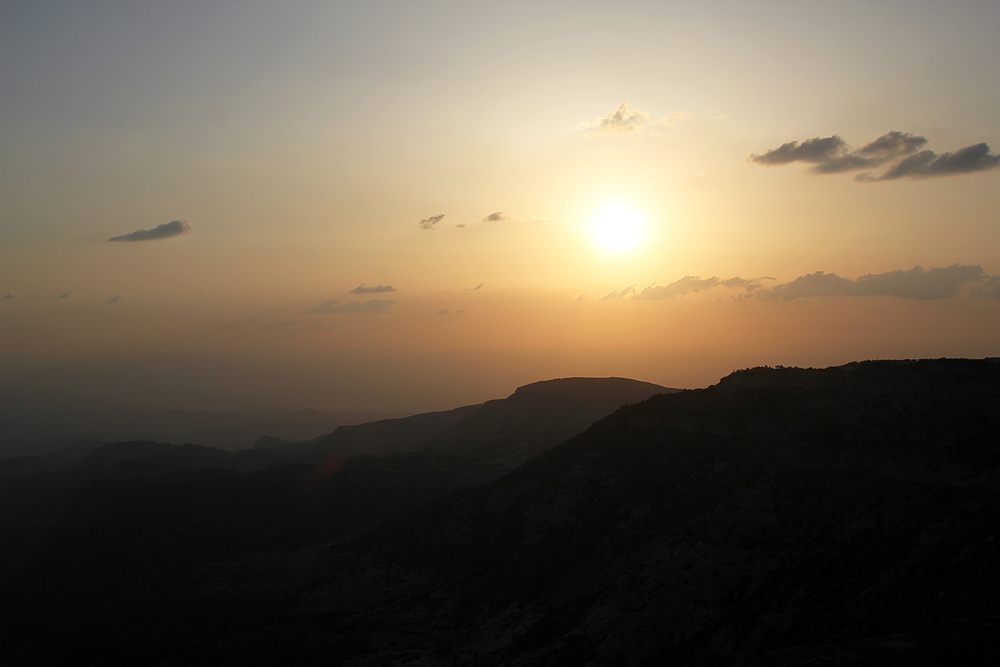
[591, 206, 645, 253]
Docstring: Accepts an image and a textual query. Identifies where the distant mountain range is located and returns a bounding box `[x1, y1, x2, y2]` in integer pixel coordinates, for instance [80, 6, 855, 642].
[0, 407, 404, 459]
[0, 377, 671, 628]
[3, 364, 999, 665]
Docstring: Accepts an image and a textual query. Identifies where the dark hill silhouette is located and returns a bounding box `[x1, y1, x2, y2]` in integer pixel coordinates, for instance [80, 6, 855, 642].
[4, 362, 999, 664]
[314, 377, 670, 460]
[0, 376, 671, 649]
[20, 358, 990, 666]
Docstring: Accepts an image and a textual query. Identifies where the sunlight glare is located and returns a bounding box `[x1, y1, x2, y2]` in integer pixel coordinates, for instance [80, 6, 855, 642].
[591, 206, 645, 253]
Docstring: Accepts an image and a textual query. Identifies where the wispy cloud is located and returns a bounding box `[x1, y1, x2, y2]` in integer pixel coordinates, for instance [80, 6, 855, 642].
[633, 276, 768, 300]
[652, 111, 695, 126]
[434, 309, 450, 315]
[304, 299, 395, 314]
[57, 292, 71, 299]
[972, 275, 1000, 299]
[582, 102, 649, 136]
[751, 131, 999, 181]
[761, 264, 989, 300]
[601, 285, 636, 300]
[106, 296, 121, 304]
[2, 292, 14, 300]
[483, 211, 506, 222]
[418, 214, 444, 230]
[466, 283, 485, 291]
[581, 103, 693, 136]
[109, 220, 191, 242]
[350, 284, 396, 294]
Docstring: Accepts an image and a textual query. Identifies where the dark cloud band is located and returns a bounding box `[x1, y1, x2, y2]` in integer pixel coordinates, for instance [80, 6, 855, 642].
[109, 220, 191, 242]
[751, 131, 997, 181]
[350, 284, 396, 294]
[762, 264, 987, 300]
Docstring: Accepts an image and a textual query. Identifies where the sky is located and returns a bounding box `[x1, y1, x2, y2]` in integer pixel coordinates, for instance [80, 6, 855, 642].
[2, 0, 999, 414]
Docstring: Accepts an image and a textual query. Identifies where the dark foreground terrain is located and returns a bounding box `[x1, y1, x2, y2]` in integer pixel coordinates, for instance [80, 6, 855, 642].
[2, 361, 999, 665]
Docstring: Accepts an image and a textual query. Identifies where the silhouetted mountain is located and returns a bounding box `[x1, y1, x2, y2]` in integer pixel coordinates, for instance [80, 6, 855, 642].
[0, 407, 403, 459]
[0, 376, 670, 655]
[315, 377, 669, 467]
[252, 435, 287, 449]
[4, 362, 998, 665]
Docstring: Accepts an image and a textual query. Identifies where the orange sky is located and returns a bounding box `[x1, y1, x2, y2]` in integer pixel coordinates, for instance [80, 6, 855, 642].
[2, 1, 999, 412]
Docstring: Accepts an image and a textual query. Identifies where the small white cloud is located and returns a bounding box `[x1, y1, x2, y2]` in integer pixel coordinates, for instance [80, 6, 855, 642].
[581, 102, 650, 136]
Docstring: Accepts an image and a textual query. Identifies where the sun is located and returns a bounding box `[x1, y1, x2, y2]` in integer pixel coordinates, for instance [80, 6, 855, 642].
[590, 205, 645, 253]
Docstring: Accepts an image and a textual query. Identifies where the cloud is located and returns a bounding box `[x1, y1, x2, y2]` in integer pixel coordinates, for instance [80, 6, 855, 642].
[972, 275, 1000, 299]
[466, 283, 485, 291]
[750, 135, 846, 166]
[751, 131, 998, 181]
[866, 143, 1000, 181]
[418, 214, 444, 230]
[653, 111, 696, 126]
[435, 309, 449, 315]
[574, 292, 588, 301]
[106, 296, 121, 304]
[581, 102, 650, 136]
[350, 283, 396, 294]
[601, 285, 636, 300]
[3, 293, 14, 300]
[304, 298, 395, 314]
[108, 220, 191, 242]
[455, 224, 467, 228]
[58, 292, 71, 299]
[761, 264, 987, 301]
[634, 276, 766, 300]
[483, 211, 506, 222]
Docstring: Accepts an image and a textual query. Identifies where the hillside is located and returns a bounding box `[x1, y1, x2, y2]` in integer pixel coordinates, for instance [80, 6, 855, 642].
[31, 358, 993, 666]
[0, 376, 671, 653]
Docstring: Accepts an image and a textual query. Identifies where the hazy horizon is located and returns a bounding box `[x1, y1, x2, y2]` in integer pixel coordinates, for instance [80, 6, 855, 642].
[3, 1, 999, 415]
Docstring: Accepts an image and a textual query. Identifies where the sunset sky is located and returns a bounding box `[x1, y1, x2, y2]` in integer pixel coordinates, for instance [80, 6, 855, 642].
[2, 1, 999, 413]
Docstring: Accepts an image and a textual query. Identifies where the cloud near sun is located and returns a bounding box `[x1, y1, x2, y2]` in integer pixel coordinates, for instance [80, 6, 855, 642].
[580, 102, 693, 136]
[599, 265, 999, 302]
[750, 131, 1000, 181]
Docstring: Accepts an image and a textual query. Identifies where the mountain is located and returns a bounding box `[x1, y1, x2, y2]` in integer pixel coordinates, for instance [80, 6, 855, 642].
[16, 358, 989, 666]
[6, 362, 998, 665]
[0, 376, 671, 657]
[314, 377, 670, 460]
[0, 407, 403, 459]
